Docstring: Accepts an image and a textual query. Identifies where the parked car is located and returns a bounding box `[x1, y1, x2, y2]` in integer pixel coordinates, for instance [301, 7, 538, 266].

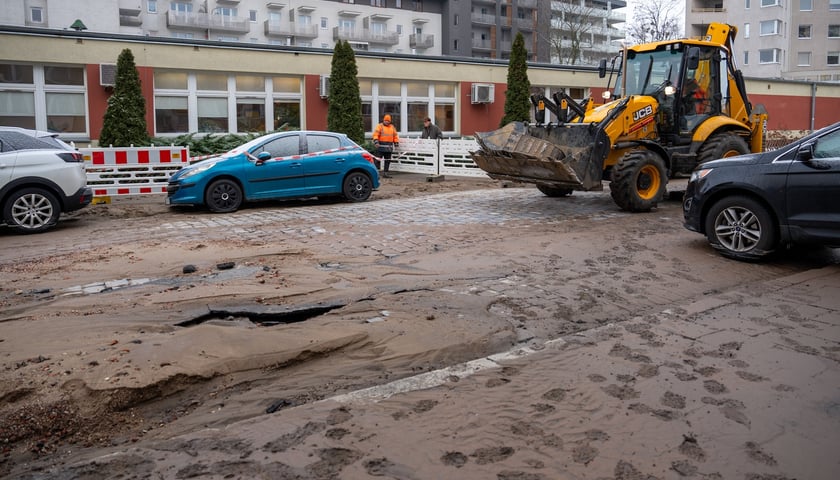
[166, 131, 380, 213]
[683, 121, 840, 261]
[0, 128, 92, 234]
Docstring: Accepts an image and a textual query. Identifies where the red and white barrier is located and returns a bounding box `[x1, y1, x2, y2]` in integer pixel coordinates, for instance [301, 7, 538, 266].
[81, 146, 190, 197]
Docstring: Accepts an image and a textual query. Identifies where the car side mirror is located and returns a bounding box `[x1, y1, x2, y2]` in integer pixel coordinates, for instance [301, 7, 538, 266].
[598, 59, 607, 78]
[686, 47, 700, 71]
[796, 142, 814, 162]
[255, 151, 272, 165]
[797, 142, 832, 170]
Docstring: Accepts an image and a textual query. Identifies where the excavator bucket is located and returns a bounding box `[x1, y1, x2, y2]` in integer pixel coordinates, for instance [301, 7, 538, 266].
[471, 121, 610, 191]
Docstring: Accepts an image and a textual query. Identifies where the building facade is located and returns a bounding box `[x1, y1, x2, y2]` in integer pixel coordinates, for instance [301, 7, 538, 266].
[0, 0, 445, 55]
[686, 0, 840, 82]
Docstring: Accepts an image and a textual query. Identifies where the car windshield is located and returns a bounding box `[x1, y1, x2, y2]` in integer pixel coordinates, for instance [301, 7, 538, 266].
[616, 48, 683, 97]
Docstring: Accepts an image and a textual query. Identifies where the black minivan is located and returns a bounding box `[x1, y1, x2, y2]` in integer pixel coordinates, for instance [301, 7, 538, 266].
[683, 121, 840, 261]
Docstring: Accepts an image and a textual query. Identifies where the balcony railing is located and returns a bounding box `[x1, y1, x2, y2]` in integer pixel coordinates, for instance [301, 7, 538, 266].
[166, 11, 250, 33]
[332, 27, 399, 45]
[409, 33, 434, 49]
[513, 18, 534, 30]
[471, 13, 496, 25]
[261, 23, 319, 38]
[472, 39, 493, 50]
[517, 0, 537, 8]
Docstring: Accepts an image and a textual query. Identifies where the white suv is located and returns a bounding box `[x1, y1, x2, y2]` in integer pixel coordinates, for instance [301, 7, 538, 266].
[0, 128, 92, 234]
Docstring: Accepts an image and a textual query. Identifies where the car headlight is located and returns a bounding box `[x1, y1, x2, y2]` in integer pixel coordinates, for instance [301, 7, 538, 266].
[178, 160, 218, 180]
[689, 168, 713, 183]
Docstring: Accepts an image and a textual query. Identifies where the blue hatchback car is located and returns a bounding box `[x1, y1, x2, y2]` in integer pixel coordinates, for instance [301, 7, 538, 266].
[166, 130, 380, 213]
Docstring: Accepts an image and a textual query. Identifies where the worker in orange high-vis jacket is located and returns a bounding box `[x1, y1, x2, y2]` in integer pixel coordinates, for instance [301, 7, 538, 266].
[372, 114, 399, 178]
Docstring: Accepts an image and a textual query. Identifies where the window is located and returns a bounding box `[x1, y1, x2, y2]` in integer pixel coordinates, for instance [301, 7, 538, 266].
[249, 10, 257, 22]
[798, 51, 811, 65]
[829, 51, 840, 65]
[761, 0, 779, 5]
[759, 48, 781, 63]
[172, 32, 194, 39]
[273, 101, 300, 129]
[744, 51, 749, 65]
[259, 134, 300, 157]
[306, 134, 340, 153]
[214, 7, 238, 17]
[800, 0, 812, 10]
[760, 20, 782, 36]
[396, 24, 402, 35]
[453, 39, 459, 51]
[30, 7, 43, 23]
[832, 0, 840, 11]
[744, 23, 750, 38]
[236, 99, 264, 132]
[454, 14, 458, 26]
[830, 25, 840, 38]
[170, 2, 192, 13]
[148, 0, 157, 13]
[197, 97, 228, 132]
[321, 17, 328, 28]
[799, 25, 811, 38]
[155, 96, 188, 133]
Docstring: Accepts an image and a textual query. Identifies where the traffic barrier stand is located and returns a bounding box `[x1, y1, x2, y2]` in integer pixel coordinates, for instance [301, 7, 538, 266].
[81, 146, 190, 200]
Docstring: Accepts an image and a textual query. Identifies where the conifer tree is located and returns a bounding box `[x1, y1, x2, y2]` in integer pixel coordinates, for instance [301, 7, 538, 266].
[327, 41, 364, 144]
[500, 32, 532, 127]
[99, 48, 149, 146]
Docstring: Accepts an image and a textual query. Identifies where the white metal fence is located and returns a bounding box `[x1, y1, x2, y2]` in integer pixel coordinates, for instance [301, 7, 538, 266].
[389, 138, 488, 178]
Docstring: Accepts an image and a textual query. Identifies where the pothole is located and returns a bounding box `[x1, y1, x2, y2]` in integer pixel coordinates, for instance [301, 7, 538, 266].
[176, 301, 347, 327]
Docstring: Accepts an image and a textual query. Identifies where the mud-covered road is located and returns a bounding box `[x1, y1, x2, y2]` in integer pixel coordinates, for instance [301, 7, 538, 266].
[1, 174, 837, 477]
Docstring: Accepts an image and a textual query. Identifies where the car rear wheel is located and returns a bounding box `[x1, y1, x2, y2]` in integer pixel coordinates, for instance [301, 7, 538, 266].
[343, 172, 373, 202]
[537, 184, 573, 197]
[205, 179, 243, 213]
[704, 195, 777, 261]
[3, 187, 61, 234]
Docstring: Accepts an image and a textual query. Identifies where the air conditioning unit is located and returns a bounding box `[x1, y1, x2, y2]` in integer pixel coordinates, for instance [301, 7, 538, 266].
[471, 83, 494, 104]
[319, 75, 330, 98]
[100, 64, 117, 87]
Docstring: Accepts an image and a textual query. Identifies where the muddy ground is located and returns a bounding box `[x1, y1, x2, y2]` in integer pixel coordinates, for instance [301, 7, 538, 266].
[0, 174, 835, 478]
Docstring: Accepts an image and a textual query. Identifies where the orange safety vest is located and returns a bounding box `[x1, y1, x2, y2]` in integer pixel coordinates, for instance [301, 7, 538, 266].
[373, 123, 399, 144]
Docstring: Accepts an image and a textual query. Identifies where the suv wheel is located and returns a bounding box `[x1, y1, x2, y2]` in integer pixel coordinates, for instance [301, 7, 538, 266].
[3, 187, 61, 234]
[705, 195, 777, 261]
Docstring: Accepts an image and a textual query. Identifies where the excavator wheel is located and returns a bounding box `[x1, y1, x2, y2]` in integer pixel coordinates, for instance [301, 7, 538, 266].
[697, 132, 751, 165]
[609, 150, 667, 212]
[536, 184, 573, 197]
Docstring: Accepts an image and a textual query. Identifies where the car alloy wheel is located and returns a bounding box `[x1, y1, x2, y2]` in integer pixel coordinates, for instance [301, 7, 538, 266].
[705, 195, 777, 260]
[3, 187, 60, 234]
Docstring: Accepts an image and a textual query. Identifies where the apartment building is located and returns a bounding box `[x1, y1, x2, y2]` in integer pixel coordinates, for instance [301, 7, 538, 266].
[686, 0, 840, 82]
[2, 1, 629, 65]
[1, 0, 444, 55]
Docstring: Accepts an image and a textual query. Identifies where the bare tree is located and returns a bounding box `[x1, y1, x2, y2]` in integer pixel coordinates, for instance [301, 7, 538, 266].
[549, 1, 597, 65]
[627, 0, 684, 44]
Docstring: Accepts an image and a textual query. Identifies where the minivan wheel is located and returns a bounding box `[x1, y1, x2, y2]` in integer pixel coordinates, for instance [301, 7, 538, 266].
[704, 195, 777, 261]
[3, 187, 61, 234]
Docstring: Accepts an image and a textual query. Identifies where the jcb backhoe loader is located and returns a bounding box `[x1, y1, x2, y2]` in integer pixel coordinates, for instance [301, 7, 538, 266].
[471, 23, 768, 212]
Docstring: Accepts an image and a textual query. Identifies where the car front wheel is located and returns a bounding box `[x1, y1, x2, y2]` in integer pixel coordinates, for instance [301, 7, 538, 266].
[704, 195, 777, 261]
[205, 179, 243, 213]
[3, 187, 61, 234]
[343, 172, 373, 202]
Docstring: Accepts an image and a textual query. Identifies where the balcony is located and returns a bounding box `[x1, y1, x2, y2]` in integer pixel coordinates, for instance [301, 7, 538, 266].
[120, 15, 143, 26]
[472, 39, 493, 50]
[119, 7, 141, 17]
[293, 24, 319, 38]
[471, 13, 497, 25]
[264, 19, 293, 36]
[333, 27, 398, 45]
[166, 11, 250, 33]
[513, 17, 534, 31]
[409, 33, 434, 49]
[517, 0, 537, 8]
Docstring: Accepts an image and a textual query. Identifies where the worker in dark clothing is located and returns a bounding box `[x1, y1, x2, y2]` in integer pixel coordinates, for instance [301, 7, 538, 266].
[420, 117, 443, 140]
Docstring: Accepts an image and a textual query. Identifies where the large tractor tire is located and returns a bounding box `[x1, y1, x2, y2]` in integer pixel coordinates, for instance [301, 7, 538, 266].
[697, 132, 750, 165]
[609, 150, 667, 212]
